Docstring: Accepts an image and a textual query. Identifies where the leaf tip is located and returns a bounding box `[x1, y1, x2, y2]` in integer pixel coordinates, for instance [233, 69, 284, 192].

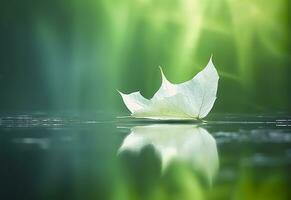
[209, 54, 214, 65]
[116, 89, 124, 95]
[158, 65, 164, 77]
[158, 66, 171, 84]
[206, 55, 218, 76]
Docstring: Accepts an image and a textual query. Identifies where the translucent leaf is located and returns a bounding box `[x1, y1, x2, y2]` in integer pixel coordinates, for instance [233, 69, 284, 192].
[119, 57, 219, 119]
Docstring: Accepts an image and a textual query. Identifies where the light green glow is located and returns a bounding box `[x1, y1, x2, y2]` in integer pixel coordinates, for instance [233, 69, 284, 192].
[34, 0, 289, 112]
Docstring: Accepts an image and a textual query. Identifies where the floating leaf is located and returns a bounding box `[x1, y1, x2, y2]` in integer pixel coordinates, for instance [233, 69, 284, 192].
[119, 57, 219, 119]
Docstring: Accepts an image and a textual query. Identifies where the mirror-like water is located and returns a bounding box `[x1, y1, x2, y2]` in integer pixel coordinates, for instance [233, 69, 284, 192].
[0, 113, 290, 200]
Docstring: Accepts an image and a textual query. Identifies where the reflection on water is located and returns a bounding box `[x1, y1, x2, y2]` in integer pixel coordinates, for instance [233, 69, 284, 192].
[118, 125, 219, 184]
[0, 113, 290, 200]
[13, 137, 50, 150]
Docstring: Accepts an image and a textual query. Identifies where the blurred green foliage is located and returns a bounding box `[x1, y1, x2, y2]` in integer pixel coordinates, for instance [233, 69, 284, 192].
[0, 0, 290, 113]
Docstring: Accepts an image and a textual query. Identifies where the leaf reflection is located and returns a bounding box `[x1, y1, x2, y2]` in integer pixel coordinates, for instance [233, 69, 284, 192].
[118, 125, 219, 184]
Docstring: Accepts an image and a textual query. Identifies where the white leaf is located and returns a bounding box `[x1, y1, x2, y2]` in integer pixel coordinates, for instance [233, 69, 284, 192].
[118, 125, 219, 183]
[119, 57, 219, 119]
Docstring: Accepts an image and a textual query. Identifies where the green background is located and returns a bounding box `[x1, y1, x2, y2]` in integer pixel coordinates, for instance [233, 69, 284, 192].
[0, 0, 290, 113]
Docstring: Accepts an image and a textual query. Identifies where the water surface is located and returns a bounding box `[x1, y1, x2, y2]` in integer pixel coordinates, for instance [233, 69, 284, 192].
[0, 113, 290, 200]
